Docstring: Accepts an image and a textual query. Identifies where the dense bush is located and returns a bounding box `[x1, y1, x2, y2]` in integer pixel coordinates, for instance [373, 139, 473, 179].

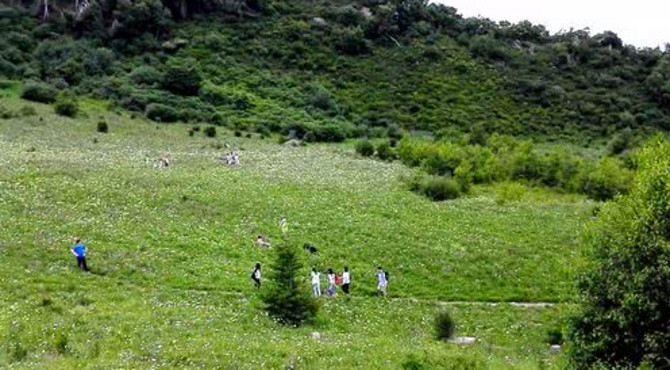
[204, 126, 217, 138]
[434, 311, 455, 341]
[410, 174, 462, 201]
[376, 141, 395, 161]
[355, 139, 375, 157]
[54, 96, 78, 117]
[569, 137, 670, 368]
[129, 66, 163, 86]
[97, 120, 109, 133]
[145, 103, 179, 122]
[162, 60, 201, 96]
[21, 82, 58, 103]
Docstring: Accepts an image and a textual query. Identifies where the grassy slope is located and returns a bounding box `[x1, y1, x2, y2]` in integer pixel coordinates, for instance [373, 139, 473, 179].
[0, 92, 587, 367]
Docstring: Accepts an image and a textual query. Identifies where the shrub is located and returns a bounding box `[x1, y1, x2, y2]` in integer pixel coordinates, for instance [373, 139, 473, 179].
[204, 126, 217, 138]
[54, 96, 78, 117]
[335, 27, 371, 55]
[546, 328, 563, 345]
[262, 244, 320, 326]
[414, 175, 462, 201]
[355, 139, 375, 157]
[97, 120, 108, 133]
[495, 183, 525, 205]
[568, 136, 670, 368]
[129, 66, 163, 86]
[434, 311, 456, 341]
[163, 60, 201, 96]
[376, 141, 395, 161]
[21, 82, 57, 103]
[145, 103, 179, 122]
[577, 157, 632, 201]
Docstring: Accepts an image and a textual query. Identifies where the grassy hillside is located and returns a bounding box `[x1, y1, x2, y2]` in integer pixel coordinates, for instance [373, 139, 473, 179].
[0, 91, 584, 367]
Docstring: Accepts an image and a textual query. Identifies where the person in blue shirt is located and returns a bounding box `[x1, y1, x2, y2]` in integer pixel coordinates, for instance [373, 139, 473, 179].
[71, 238, 89, 272]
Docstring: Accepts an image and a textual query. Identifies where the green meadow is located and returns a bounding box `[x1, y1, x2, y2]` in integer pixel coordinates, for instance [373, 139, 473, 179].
[0, 94, 590, 368]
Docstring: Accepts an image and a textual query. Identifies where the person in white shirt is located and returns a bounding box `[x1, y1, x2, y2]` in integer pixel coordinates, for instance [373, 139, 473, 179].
[311, 268, 321, 297]
[251, 263, 261, 289]
[376, 266, 387, 296]
[326, 268, 337, 296]
[341, 266, 351, 295]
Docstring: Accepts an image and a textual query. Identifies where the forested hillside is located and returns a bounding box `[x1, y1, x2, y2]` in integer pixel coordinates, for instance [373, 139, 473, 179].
[1, 0, 670, 144]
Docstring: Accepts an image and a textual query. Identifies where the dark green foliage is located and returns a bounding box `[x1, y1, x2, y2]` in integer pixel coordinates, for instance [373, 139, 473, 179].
[410, 174, 462, 201]
[376, 141, 395, 161]
[163, 60, 201, 96]
[355, 139, 375, 157]
[334, 27, 371, 55]
[434, 311, 455, 341]
[21, 82, 57, 103]
[97, 120, 109, 133]
[145, 103, 179, 122]
[129, 66, 163, 86]
[546, 328, 563, 345]
[204, 126, 217, 138]
[262, 244, 319, 326]
[605, 127, 634, 156]
[54, 96, 78, 117]
[569, 137, 670, 368]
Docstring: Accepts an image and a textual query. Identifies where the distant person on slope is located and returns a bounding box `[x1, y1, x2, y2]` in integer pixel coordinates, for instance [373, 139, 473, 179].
[251, 263, 261, 289]
[280, 216, 288, 236]
[341, 266, 351, 296]
[376, 267, 387, 296]
[311, 268, 321, 297]
[326, 268, 337, 297]
[71, 238, 89, 272]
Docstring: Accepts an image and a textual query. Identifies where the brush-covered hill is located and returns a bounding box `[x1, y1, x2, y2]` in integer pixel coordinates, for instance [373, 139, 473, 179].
[1, 0, 670, 145]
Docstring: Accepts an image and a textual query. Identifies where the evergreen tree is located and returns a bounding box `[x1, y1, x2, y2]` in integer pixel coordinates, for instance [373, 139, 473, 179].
[262, 243, 319, 326]
[569, 136, 670, 368]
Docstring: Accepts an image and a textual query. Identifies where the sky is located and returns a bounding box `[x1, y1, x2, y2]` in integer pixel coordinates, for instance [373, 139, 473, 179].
[434, 0, 669, 48]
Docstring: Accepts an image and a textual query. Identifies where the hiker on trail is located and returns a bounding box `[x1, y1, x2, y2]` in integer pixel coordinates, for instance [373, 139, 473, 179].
[376, 267, 387, 296]
[311, 268, 321, 297]
[256, 235, 271, 248]
[71, 238, 89, 272]
[326, 268, 337, 297]
[251, 263, 261, 289]
[280, 216, 288, 235]
[341, 266, 351, 295]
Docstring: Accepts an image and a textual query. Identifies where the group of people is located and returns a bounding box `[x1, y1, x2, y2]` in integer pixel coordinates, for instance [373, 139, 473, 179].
[249, 264, 390, 298]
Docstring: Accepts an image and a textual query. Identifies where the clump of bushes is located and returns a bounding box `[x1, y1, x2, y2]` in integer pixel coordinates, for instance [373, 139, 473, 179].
[21, 82, 58, 103]
[434, 311, 456, 341]
[54, 95, 78, 117]
[355, 139, 375, 157]
[410, 174, 462, 201]
[204, 126, 217, 138]
[145, 103, 179, 123]
[398, 136, 632, 201]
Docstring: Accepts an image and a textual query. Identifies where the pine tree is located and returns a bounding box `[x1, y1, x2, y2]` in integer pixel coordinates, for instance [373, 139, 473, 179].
[262, 243, 319, 326]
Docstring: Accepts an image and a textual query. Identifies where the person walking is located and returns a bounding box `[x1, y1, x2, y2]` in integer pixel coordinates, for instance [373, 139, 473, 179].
[311, 268, 321, 297]
[71, 238, 89, 272]
[326, 268, 337, 297]
[341, 266, 351, 295]
[376, 266, 387, 296]
[251, 263, 261, 289]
